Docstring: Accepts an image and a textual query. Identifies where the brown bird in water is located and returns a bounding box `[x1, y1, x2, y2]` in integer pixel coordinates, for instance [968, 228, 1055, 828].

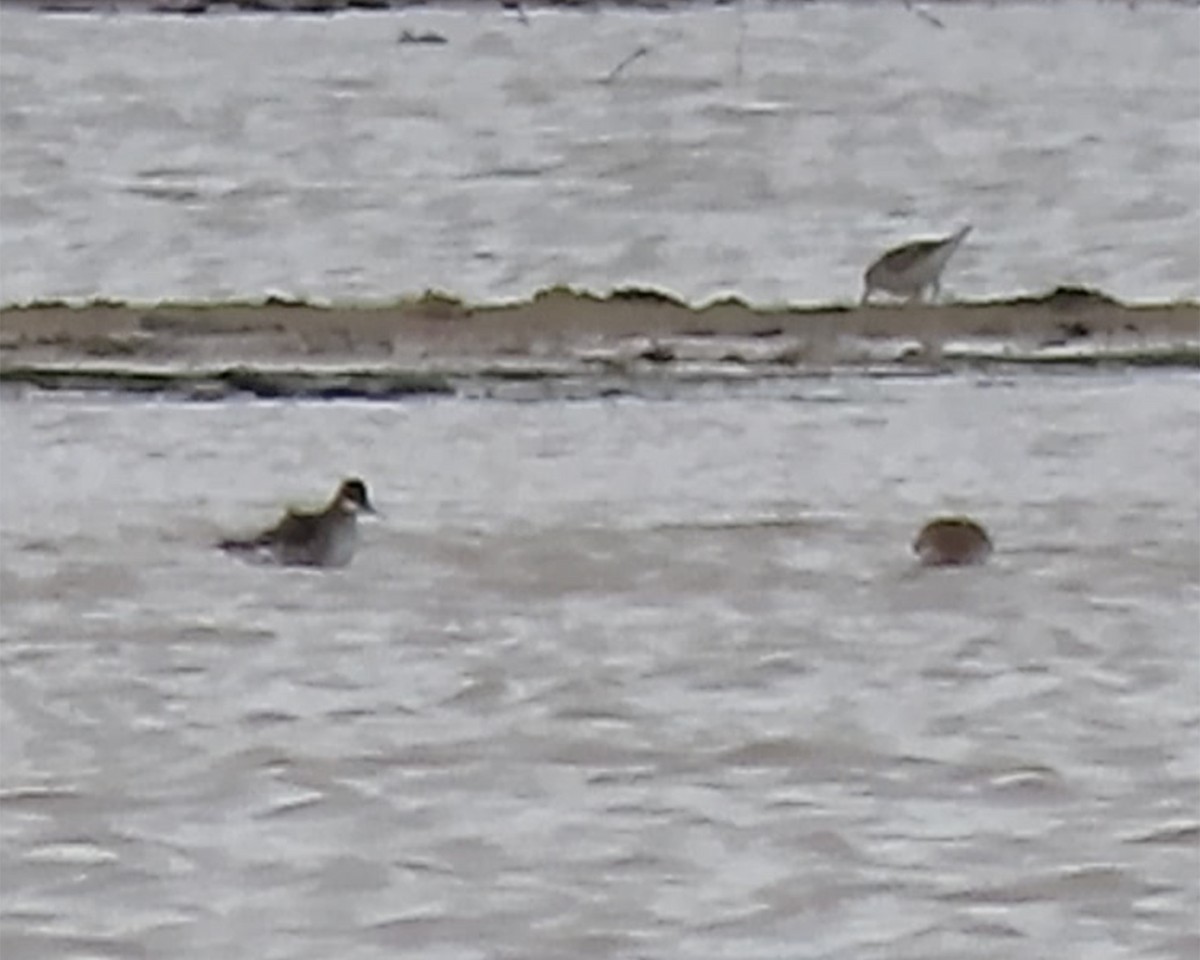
[912, 516, 992, 566]
[219, 478, 375, 568]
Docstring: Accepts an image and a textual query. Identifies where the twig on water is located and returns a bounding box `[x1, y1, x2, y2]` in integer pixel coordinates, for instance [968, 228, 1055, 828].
[601, 45, 651, 84]
[734, 0, 745, 84]
[501, 0, 530, 26]
[902, 0, 945, 28]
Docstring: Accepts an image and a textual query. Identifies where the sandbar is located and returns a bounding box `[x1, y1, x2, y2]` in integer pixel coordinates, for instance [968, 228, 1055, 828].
[2, 286, 1196, 398]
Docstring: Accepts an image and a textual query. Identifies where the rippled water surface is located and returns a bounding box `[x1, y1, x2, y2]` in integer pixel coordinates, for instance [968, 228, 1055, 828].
[2, 374, 1198, 958]
[1, 3, 1199, 305]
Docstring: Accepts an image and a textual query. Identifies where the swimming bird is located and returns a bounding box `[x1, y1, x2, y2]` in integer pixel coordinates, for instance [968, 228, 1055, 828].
[862, 225, 972, 305]
[219, 478, 375, 568]
[912, 516, 992, 567]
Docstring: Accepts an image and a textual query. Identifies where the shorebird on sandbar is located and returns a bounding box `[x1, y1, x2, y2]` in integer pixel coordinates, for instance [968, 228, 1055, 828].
[219, 478, 376, 569]
[861, 225, 972, 305]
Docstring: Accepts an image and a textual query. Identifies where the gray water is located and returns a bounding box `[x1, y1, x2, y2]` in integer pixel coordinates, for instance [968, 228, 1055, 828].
[2, 3, 1199, 956]
[1, 2, 1199, 306]
[2, 373, 1198, 958]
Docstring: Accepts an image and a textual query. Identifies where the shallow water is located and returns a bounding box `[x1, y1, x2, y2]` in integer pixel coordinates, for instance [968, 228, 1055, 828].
[1, 373, 1198, 958]
[1, 3, 1199, 306]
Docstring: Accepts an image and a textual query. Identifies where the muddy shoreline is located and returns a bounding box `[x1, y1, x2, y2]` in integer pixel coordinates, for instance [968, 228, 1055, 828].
[5, 0, 756, 13]
[1, 0, 897, 14]
[2, 287, 1197, 398]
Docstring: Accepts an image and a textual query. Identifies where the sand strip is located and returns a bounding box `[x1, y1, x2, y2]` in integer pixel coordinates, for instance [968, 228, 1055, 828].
[2, 287, 1197, 397]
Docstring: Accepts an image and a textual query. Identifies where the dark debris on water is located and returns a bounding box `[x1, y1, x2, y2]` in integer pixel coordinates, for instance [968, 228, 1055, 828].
[0, 366, 457, 401]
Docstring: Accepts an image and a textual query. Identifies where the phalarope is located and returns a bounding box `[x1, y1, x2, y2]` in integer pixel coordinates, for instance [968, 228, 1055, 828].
[862, 225, 971, 305]
[912, 516, 992, 566]
[219, 478, 375, 568]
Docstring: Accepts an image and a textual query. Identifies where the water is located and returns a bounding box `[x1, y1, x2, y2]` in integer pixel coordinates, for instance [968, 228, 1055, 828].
[2, 374, 1198, 958]
[1, 3, 1199, 306]
[2, 3, 1198, 954]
